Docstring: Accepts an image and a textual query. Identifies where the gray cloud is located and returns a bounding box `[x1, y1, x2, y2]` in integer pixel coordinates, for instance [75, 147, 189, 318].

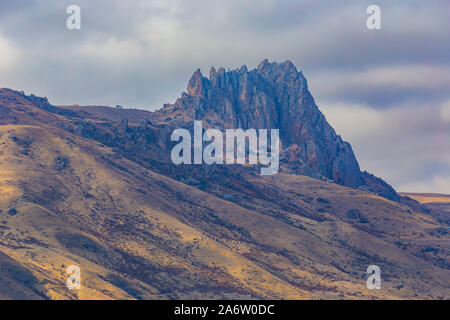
[0, 0, 448, 193]
[320, 101, 450, 193]
[309, 65, 450, 107]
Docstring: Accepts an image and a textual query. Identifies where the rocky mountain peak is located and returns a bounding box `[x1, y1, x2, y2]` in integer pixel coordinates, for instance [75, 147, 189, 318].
[187, 69, 208, 97]
[170, 60, 364, 188]
[155, 61, 417, 205]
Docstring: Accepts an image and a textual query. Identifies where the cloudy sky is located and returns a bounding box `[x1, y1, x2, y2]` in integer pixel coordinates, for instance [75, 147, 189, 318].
[0, 0, 449, 193]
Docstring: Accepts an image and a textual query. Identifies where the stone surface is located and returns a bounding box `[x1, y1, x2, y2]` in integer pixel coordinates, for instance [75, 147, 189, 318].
[166, 60, 363, 188]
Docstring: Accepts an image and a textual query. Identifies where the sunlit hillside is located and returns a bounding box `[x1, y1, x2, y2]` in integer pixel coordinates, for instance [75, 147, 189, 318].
[0, 89, 448, 299]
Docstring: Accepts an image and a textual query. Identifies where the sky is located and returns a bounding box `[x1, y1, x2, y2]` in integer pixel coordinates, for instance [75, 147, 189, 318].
[0, 0, 449, 193]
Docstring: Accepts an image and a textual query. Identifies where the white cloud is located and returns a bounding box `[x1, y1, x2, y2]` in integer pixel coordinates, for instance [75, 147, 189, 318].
[77, 37, 145, 64]
[309, 65, 450, 100]
[320, 102, 385, 140]
[399, 175, 450, 194]
[0, 34, 19, 71]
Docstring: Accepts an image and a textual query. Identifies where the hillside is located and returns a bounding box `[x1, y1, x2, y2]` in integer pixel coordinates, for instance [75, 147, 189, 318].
[0, 61, 449, 300]
[401, 193, 450, 226]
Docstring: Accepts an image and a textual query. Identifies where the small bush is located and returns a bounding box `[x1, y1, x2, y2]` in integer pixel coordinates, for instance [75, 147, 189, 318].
[346, 209, 361, 219]
[316, 197, 330, 204]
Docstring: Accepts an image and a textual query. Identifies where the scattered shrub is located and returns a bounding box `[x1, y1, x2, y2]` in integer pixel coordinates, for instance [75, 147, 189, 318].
[346, 209, 361, 219]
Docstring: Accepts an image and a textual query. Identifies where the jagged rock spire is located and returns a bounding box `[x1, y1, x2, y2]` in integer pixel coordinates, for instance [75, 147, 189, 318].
[175, 60, 364, 188]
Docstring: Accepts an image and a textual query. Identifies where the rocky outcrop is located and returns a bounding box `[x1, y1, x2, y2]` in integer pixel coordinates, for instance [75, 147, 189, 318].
[164, 60, 363, 188]
[157, 60, 423, 206]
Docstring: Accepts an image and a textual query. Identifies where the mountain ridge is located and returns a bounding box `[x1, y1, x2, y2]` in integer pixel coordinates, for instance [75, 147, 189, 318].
[0, 74, 448, 299]
[15, 60, 418, 208]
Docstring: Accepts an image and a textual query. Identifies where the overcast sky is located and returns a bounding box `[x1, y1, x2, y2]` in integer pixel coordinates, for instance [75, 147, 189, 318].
[0, 0, 449, 193]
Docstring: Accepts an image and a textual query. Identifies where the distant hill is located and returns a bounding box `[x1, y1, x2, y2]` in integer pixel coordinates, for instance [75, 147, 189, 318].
[401, 193, 450, 226]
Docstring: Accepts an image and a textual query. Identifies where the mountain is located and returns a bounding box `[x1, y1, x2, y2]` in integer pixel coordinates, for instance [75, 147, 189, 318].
[58, 60, 416, 206]
[183, 60, 364, 188]
[0, 60, 448, 300]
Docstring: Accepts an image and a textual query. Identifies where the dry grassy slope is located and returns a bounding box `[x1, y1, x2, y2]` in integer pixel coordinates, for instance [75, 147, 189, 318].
[401, 192, 450, 227]
[402, 193, 450, 205]
[0, 93, 449, 300]
[57, 105, 155, 125]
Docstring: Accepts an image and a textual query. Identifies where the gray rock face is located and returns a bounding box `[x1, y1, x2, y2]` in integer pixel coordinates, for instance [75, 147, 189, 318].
[170, 59, 363, 188]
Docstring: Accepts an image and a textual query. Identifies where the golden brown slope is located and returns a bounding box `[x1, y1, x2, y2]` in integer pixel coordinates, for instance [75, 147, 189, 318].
[402, 193, 450, 205]
[401, 192, 450, 226]
[0, 123, 448, 299]
[0, 89, 449, 299]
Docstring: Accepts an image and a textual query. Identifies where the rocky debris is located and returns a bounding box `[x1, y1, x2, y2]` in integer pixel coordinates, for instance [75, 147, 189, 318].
[431, 227, 448, 236]
[316, 197, 330, 204]
[421, 246, 439, 254]
[346, 209, 362, 219]
[115, 119, 129, 135]
[360, 171, 423, 207]
[9, 135, 34, 148]
[346, 209, 369, 223]
[179, 176, 201, 186]
[54, 156, 69, 171]
[20, 92, 55, 112]
[220, 193, 235, 201]
[8, 208, 17, 216]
